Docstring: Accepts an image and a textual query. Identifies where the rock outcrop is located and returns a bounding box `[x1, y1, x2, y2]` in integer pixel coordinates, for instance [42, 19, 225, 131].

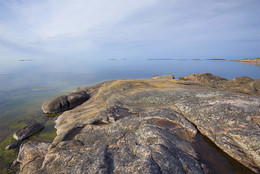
[180, 73, 260, 96]
[16, 74, 260, 174]
[179, 72, 228, 84]
[232, 76, 253, 84]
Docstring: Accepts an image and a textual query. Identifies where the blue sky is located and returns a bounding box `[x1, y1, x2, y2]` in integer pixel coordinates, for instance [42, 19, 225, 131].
[0, 0, 260, 60]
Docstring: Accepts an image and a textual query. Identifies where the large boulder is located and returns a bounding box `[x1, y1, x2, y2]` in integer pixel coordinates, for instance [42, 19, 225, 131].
[42, 91, 89, 114]
[16, 76, 260, 173]
[13, 122, 44, 141]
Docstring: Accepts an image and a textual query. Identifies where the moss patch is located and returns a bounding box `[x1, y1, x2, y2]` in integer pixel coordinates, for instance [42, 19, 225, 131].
[0, 134, 19, 174]
[9, 121, 29, 130]
[0, 87, 72, 173]
[30, 117, 57, 142]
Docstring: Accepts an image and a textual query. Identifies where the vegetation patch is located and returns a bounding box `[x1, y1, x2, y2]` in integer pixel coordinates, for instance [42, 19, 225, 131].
[0, 134, 19, 174]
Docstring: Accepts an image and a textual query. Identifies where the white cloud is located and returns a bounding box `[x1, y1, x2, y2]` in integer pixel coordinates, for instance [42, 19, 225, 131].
[1, 0, 158, 43]
[0, 0, 259, 58]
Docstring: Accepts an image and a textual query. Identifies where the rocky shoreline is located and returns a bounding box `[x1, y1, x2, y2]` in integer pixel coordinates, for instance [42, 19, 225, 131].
[232, 58, 260, 66]
[10, 73, 260, 173]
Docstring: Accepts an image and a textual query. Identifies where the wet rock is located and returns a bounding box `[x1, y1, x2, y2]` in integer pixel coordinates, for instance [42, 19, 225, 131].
[5, 142, 19, 150]
[10, 159, 19, 169]
[42, 95, 68, 114]
[179, 73, 228, 83]
[13, 122, 43, 141]
[17, 75, 260, 173]
[42, 90, 89, 114]
[67, 91, 89, 109]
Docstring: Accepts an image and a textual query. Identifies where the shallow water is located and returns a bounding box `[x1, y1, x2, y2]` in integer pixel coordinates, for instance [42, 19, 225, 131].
[194, 133, 256, 174]
[0, 58, 259, 173]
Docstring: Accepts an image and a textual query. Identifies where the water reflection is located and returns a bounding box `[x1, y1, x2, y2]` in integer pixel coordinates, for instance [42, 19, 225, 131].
[194, 133, 255, 174]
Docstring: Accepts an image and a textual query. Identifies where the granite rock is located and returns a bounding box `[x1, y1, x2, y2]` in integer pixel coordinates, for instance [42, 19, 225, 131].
[17, 74, 260, 173]
[17, 140, 50, 174]
[180, 73, 260, 96]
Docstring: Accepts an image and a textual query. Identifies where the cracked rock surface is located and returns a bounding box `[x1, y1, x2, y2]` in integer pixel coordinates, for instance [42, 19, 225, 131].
[17, 74, 260, 174]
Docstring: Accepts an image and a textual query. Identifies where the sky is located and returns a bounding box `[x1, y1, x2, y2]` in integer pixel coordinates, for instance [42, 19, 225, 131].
[0, 0, 260, 60]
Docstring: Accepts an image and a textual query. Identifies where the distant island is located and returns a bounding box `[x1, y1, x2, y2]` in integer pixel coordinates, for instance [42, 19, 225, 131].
[232, 58, 260, 65]
[206, 58, 227, 60]
[18, 59, 35, 61]
[144, 58, 260, 66]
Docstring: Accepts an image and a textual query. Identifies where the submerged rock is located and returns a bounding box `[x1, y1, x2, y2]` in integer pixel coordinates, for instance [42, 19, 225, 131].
[17, 73, 260, 174]
[42, 90, 89, 114]
[13, 122, 44, 141]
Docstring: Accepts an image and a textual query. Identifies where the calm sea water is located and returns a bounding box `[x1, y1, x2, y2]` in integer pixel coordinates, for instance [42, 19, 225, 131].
[0, 58, 259, 172]
[1, 58, 260, 92]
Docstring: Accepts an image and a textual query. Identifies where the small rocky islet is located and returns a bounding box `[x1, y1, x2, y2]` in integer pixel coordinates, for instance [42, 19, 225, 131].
[8, 73, 260, 173]
[232, 58, 260, 66]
